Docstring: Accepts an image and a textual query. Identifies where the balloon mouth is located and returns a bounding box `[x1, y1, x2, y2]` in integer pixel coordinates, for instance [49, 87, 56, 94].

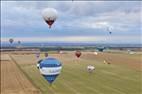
[75, 52, 81, 58]
[76, 55, 81, 58]
[45, 20, 55, 28]
[42, 74, 59, 84]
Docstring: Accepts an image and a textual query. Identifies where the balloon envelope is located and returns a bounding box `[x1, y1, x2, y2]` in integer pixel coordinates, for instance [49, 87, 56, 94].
[97, 47, 105, 52]
[44, 53, 48, 57]
[36, 53, 40, 59]
[87, 65, 95, 73]
[59, 51, 63, 54]
[9, 38, 14, 44]
[42, 8, 58, 28]
[39, 57, 62, 84]
[18, 41, 21, 44]
[75, 51, 81, 58]
[93, 52, 98, 55]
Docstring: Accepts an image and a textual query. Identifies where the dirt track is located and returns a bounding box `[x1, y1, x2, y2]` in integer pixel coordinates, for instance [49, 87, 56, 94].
[0, 54, 40, 94]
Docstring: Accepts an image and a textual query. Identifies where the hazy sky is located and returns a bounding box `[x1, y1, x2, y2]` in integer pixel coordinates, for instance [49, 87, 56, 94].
[1, 1, 142, 43]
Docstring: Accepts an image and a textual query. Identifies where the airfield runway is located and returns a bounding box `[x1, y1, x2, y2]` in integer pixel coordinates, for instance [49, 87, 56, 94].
[0, 51, 142, 94]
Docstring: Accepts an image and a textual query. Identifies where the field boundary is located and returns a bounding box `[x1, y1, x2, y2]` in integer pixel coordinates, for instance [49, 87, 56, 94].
[9, 55, 42, 94]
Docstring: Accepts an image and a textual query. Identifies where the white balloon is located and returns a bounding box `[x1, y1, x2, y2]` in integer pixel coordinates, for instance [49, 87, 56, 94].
[93, 52, 98, 55]
[87, 65, 95, 73]
[42, 8, 58, 21]
[59, 51, 63, 54]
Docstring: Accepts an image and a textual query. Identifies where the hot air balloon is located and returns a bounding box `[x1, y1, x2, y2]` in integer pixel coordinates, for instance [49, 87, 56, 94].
[107, 26, 113, 35]
[103, 60, 107, 64]
[96, 47, 105, 52]
[93, 52, 98, 55]
[9, 38, 14, 44]
[75, 50, 82, 58]
[17, 40, 21, 48]
[18, 40, 21, 44]
[42, 8, 58, 28]
[107, 62, 111, 64]
[44, 52, 48, 58]
[39, 57, 62, 85]
[87, 65, 95, 73]
[36, 52, 40, 59]
[59, 50, 63, 54]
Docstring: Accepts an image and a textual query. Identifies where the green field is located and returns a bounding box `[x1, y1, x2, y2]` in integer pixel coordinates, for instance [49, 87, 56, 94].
[11, 52, 142, 94]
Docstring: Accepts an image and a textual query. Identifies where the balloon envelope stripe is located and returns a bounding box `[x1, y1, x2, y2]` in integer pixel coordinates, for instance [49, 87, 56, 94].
[42, 74, 59, 84]
[39, 57, 62, 84]
[40, 64, 61, 68]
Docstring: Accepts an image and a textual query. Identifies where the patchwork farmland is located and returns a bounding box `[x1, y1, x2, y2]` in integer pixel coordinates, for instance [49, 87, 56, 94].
[1, 51, 142, 94]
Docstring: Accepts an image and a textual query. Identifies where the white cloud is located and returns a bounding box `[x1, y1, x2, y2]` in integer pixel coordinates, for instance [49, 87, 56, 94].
[1, 1, 141, 44]
[81, 21, 112, 30]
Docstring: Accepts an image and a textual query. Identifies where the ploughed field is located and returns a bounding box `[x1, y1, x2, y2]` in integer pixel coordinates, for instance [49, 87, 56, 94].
[1, 51, 142, 94]
[0, 54, 41, 94]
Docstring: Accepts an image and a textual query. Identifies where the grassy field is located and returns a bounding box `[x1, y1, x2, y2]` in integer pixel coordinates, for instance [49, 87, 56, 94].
[10, 51, 142, 94]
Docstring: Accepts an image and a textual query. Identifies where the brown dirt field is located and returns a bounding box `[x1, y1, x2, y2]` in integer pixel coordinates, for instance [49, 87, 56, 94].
[0, 54, 41, 94]
[11, 54, 37, 65]
[1, 51, 38, 55]
[0, 54, 11, 61]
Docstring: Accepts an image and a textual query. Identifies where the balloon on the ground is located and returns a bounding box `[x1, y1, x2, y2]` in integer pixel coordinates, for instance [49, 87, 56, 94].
[59, 51, 63, 54]
[129, 51, 135, 55]
[42, 8, 58, 28]
[104, 60, 107, 64]
[75, 50, 82, 58]
[93, 52, 98, 55]
[107, 62, 111, 64]
[104, 60, 111, 64]
[39, 57, 62, 85]
[87, 65, 95, 73]
[9, 38, 14, 44]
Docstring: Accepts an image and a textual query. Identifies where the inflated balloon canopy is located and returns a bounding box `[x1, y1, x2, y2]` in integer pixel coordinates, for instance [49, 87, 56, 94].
[42, 8, 58, 28]
[9, 38, 14, 44]
[36, 53, 40, 58]
[97, 47, 105, 52]
[75, 51, 82, 58]
[44, 52, 48, 58]
[87, 65, 95, 73]
[39, 57, 62, 84]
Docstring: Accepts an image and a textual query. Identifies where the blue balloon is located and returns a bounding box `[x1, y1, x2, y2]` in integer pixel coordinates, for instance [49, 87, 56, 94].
[96, 47, 105, 52]
[39, 57, 62, 84]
